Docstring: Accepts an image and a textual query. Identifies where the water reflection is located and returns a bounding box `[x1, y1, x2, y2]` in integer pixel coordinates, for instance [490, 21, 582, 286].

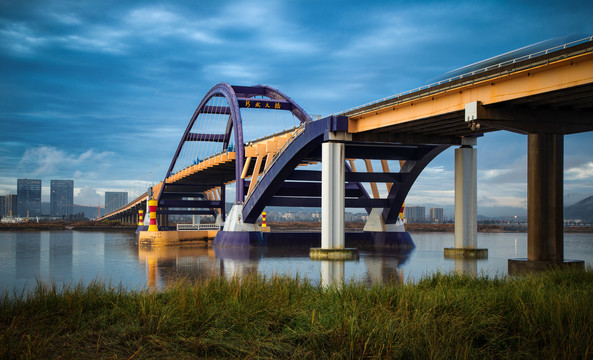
[138, 244, 222, 290]
[1, 231, 591, 295]
[363, 249, 411, 285]
[321, 261, 344, 287]
[16, 232, 41, 284]
[49, 231, 73, 284]
[452, 257, 478, 277]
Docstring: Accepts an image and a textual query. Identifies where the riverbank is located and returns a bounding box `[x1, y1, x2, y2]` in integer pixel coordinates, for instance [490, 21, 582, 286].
[1, 268, 592, 359]
[269, 221, 593, 233]
[0, 221, 137, 232]
[1, 221, 592, 233]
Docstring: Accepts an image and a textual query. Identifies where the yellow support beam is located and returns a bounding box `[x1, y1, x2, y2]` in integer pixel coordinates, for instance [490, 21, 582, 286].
[364, 159, 380, 199]
[247, 154, 264, 197]
[241, 157, 252, 179]
[381, 160, 392, 193]
[349, 53, 593, 133]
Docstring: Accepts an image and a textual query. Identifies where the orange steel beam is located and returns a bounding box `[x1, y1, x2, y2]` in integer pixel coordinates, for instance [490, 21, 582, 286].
[348, 52, 593, 133]
[363, 159, 380, 199]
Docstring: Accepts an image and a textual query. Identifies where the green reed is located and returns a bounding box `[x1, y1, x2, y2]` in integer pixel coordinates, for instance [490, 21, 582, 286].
[1, 268, 592, 359]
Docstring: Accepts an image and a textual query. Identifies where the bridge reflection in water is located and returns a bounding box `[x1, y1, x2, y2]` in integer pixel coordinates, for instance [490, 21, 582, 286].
[137, 236, 415, 290]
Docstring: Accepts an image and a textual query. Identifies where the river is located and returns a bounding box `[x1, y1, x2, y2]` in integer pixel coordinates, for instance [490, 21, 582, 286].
[1, 230, 592, 294]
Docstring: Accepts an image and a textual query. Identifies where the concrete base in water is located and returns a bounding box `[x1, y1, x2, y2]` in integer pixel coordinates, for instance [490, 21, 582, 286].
[310, 248, 359, 260]
[213, 231, 266, 247]
[138, 230, 218, 246]
[444, 247, 488, 259]
[508, 258, 584, 274]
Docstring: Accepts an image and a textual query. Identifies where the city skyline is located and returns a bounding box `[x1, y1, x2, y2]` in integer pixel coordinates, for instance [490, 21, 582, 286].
[1, 1, 592, 216]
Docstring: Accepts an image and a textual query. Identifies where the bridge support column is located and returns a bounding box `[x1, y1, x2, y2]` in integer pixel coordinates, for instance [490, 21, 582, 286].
[445, 139, 487, 258]
[509, 133, 583, 273]
[311, 136, 358, 260]
[321, 141, 345, 249]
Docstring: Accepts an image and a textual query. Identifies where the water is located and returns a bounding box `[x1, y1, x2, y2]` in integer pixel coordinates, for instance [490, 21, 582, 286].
[1, 230, 592, 294]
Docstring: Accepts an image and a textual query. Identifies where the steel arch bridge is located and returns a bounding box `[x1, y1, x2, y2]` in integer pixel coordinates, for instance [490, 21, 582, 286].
[99, 36, 593, 266]
[148, 82, 445, 243]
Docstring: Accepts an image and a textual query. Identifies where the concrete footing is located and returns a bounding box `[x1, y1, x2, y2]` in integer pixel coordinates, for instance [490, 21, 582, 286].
[444, 247, 488, 259]
[138, 230, 217, 246]
[508, 258, 584, 274]
[310, 248, 359, 260]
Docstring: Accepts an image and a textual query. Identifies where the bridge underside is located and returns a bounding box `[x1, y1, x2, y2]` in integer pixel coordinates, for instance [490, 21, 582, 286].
[346, 46, 593, 270]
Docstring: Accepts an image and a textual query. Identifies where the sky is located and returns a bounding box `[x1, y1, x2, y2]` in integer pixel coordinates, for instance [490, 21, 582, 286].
[1, 0, 592, 217]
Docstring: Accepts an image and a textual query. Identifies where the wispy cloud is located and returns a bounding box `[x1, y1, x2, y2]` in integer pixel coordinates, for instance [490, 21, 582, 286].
[566, 161, 593, 181]
[17, 146, 114, 177]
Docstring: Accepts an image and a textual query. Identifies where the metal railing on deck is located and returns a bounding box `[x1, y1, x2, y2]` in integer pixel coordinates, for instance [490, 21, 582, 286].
[176, 223, 221, 231]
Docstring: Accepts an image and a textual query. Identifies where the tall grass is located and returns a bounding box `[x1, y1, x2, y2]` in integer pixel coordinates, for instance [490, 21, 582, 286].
[1, 268, 593, 359]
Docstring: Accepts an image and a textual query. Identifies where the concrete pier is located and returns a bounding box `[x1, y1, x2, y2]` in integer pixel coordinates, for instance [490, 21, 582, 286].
[311, 137, 358, 260]
[445, 140, 487, 258]
[509, 134, 583, 273]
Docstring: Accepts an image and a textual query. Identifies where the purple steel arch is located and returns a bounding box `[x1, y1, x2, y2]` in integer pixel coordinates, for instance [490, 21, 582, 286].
[157, 82, 312, 204]
[158, 83, 243, 203]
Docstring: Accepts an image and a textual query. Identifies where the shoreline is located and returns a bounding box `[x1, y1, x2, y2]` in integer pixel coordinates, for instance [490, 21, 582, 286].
[1, 221, 591, 233]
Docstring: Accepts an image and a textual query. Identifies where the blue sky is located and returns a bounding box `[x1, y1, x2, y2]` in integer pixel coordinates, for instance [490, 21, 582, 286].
[1, 0, 592, 216]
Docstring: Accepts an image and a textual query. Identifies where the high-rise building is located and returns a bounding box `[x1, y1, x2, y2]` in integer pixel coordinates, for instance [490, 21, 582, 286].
[17, 179, 41, 217]
[0, 196, 5, 217]
[404, 205, 425, 223]
[105, 192, 128, 213]
[5, 194, 17, 217]
[428, 207, 444, 223]
[50, 180, 74, 217]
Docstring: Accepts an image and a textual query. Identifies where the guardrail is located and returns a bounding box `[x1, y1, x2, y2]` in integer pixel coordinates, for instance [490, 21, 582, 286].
[337, 36, 593, 116]
[176, 223, 221, 231]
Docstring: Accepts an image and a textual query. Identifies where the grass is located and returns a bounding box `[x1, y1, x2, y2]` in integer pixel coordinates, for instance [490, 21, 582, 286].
[1, 268, 593, 359]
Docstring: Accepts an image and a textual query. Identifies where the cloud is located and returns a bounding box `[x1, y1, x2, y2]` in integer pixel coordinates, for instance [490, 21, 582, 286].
[17, 146, 114, 177]
[75, 185, 102, 206]
[203, 63, 265, 83]
[565, 161, 593, 181]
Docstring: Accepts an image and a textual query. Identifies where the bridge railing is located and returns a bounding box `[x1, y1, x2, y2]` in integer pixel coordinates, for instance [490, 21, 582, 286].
[176, 223, 221, 231]
[339, 36, 593, 116]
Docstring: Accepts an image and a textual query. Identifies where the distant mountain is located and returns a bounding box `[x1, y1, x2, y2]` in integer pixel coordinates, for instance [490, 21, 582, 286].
[565, 195, 593, 223]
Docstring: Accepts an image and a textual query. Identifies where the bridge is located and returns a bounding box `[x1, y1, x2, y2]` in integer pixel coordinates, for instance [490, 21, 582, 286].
[99, 36, 593, 271]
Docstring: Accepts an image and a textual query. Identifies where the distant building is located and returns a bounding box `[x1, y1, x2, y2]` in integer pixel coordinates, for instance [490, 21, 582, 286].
[5, 194, 17, 217]
[0, 196, 5, 217]
[51, 180, 74, 217]
[17, 179, 41, 217]
[428, 207, 444, 223]
[404, 206, 425, 223]
[105, 192, 128, 213]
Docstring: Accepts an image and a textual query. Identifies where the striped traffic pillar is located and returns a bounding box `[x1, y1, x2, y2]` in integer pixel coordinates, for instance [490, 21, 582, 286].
[262, 211, 267, 228]
[138, 210, 144, 226]
[148, 199, 158, 232]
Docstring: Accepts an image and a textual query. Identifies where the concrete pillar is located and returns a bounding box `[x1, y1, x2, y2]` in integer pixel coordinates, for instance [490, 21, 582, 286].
[454, 145, 477, 249]
[527, 133, 564, 261]
[321, 141, 345, 249]
[311, 136, 358, 260]
[445, 139, 487, 258]
[509, 133, 583, 273]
